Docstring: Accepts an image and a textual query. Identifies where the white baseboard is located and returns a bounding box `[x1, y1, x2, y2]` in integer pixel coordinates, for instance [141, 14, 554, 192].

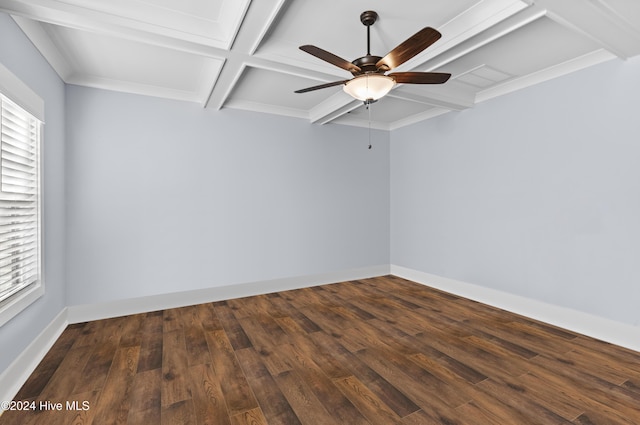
[68, 265, 390, 324]
[0, 308, 68, 409]
[391, 265, 640, 353]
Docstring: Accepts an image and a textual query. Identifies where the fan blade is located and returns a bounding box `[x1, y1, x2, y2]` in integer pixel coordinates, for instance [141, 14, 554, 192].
[376, 27, 441, 71]
[389, 72, 451, 84]
[300, 45, 361, 73]
[294, 80, 350, 93]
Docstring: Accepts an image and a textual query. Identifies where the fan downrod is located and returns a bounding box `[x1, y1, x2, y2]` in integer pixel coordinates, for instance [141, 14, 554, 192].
[359, 11, 379, 60]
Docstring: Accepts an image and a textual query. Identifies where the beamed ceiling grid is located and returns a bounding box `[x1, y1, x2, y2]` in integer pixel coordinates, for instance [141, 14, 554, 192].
[2, 0, 639, 129]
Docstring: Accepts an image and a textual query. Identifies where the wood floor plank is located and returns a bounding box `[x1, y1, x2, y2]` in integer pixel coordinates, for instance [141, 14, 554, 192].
[236, 316, 292, 376]
[273, 370, 339, 425]
[476, 378, 574, 424]
[205, 329, 259, 416]
[275, 344, 371, 425]
[117, 314, 144, 348]
[572, 336, 640, 373]
[234, 348, 302, 425]
[136, 312, 163, 373]
[299, 304, 356, 337]
[5, 276, 640, 425]
[401, 409, 458, 425]
[365, 318, 490, 384]
[91, 346, 140, 425]
[529, 355, 640, 424]
[414, 325, 531, 380]
[453, 388, 536, 425]
[492, 319, 578, 356]
[227, 294, 282, 320]
[309, 330, 421, 418]
[70, 321, 103, 349]
[37, 346, 93, 402]
[178, 306, 211, 367]
[72, 341, 118, 395]
[408, 340, 489, 385]
[357, 346, 471, 410]
[162, 308, 183, 333]
[13, 324, 86, 400]
[454, 401, 507, 425]
[65, 390, 101, 425]
[512, 372, 587, 420]
[127, 368, 161, 423]
[284, 331, 352, 381]
[334, 375, 404, 425]
[212, 302, 253, 350]
[266, 295, 322, 334]
[187, 363, 231, 425]
[161, 399, 195, 425]
[230, 407, 268, 425]
[161, 329, 191, 408]
[195, 302, 224, 332]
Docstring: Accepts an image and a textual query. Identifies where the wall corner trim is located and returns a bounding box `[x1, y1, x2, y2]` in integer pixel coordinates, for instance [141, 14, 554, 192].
[391, 265, 640, 353]
[0, 308, 69, 408]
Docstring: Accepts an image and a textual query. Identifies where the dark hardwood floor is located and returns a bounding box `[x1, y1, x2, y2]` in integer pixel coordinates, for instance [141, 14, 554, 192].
[2, 276, 640, 424]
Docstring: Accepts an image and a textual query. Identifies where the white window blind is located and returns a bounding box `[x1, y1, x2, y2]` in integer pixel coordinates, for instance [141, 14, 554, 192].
[0, 93, 41, 306]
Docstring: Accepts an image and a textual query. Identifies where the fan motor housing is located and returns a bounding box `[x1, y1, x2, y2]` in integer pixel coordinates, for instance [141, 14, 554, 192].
[351, 55, 383, 74]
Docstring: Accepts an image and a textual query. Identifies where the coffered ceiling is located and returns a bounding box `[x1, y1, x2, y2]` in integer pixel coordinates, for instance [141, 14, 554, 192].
[2, 0, 639, 129]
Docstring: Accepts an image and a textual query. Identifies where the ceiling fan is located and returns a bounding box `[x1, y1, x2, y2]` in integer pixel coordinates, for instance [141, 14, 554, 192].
[295, 10, 451, 103]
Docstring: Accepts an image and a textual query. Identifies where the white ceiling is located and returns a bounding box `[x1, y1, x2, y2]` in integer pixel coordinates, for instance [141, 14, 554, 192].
[2, 0, 640, 130]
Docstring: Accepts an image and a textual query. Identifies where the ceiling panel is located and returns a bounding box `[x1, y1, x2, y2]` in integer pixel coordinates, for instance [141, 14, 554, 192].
[256, 0, 483, 72]
[42, 23, 224, 102]
[340, 96, 437, 124]
[19, 0, 249, 48]
[446, 17, 602, 79]
[226, 67, 339, 115]
[2, 0, 639, 130]
[605, 0, 640, 24]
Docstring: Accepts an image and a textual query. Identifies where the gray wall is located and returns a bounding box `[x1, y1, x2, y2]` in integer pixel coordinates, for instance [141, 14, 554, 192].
[391, 56, 640, 326]
[65, 86, 390, 305]
[0, 14, 67, 373]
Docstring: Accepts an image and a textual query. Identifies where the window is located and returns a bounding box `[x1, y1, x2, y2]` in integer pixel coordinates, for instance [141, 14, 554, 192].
[0, 63, 43, 327]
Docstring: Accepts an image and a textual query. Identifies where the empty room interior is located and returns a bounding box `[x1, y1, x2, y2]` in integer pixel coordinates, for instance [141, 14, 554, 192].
[1, 1, 640, 424]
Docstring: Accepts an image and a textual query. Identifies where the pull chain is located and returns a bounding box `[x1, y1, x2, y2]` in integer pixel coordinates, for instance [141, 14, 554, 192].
[366, 100, 372, 149]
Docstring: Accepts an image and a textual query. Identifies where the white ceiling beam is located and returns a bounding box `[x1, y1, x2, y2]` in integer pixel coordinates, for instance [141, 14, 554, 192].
[328, 115, 391, 131]
[11, 15, 73, 81]
[222, 99, 309, 120]
[392, 0, 531, 73]
[476, 48, 616, 103]
[389, 89, 474, 111]
[533, 0, 640, 59]
[388, 108, 452, 131]
[204, 59, 244, 110]
[0, 0, 232, 57]
[232, 0, 291, 55]
[308, 92, 360, 125]
[0, 0, 247, 49]
[419, 5, 547, 72]
[66, 74, 205, 103]
[206, 54, 348, 111]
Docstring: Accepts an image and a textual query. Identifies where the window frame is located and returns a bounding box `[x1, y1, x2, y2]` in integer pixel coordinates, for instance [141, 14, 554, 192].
[0, 62, 44, 327]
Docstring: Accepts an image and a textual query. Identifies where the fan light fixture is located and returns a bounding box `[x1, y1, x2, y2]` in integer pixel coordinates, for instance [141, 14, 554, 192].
[343, 74, 395, 102]
[295, 11, 451, 99]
